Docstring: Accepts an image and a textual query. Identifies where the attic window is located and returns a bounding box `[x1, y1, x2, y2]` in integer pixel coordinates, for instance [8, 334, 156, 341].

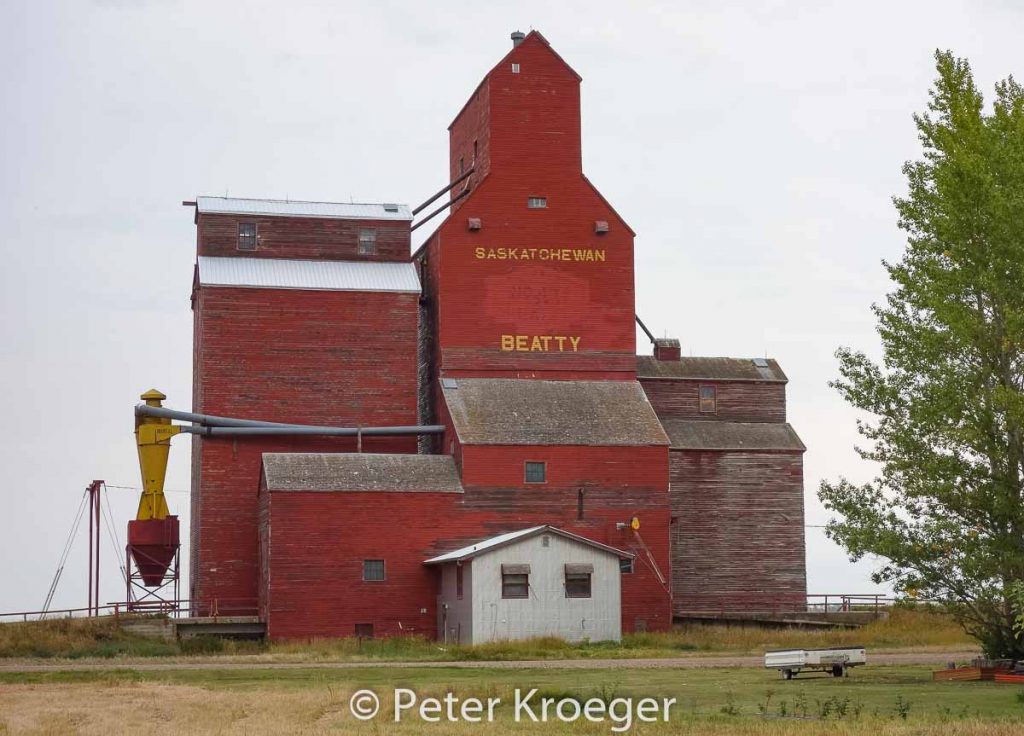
[512, 63, 520, 74]
[699, 385, 717, 414]
[527, 197, 547, 209]
[358, 228, 377, 255]
[237, 223, 257, 251]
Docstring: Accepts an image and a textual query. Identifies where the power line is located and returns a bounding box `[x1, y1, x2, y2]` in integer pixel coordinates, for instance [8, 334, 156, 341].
[104, 483, 189, 494]
[41, 488, 89, 616]
[100, 484, 127, 585]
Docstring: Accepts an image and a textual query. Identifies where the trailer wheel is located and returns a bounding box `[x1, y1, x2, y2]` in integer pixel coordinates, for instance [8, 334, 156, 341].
[783, 669, 794, 680]
[832, 665, 844, 678]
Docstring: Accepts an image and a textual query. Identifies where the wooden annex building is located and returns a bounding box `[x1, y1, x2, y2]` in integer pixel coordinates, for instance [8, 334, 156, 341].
[185, 30, 806, 640]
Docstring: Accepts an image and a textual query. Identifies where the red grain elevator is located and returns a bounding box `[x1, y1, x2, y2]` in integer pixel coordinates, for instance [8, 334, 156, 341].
[186, 30, 805, 638]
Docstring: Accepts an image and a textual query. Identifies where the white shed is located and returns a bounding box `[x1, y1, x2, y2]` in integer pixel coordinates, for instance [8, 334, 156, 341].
[424, 525, 632, 645]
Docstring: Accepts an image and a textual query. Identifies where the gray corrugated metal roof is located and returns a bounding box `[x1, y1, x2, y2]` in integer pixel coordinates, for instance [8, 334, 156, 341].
[662, 420, 805, 451]
[262, 453, 463, 493]
[197, 256, 420, 293]
[424, 525, 632, 564]
[442, 379, 669, 446]
[637, 356, 788, 382]
[196, 196, 412, 221]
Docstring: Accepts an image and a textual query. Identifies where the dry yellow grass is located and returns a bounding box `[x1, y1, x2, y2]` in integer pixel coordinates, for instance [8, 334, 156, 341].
[0, 607, 975, 664]
[0, 682, 1021, 735]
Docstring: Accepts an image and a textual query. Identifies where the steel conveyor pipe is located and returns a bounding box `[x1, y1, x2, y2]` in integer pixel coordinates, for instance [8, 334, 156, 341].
[181, 425, 445, 437]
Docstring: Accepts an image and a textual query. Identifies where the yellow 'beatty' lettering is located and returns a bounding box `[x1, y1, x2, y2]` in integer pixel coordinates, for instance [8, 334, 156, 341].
[497, 335, 582, 352]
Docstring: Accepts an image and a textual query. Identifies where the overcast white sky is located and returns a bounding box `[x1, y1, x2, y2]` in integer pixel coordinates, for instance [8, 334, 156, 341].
[1, 0, 1021, 613]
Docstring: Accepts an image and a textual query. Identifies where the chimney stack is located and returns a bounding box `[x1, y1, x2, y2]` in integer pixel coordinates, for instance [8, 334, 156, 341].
[511, 30, 525, 48]
[653, 338, 681, 362]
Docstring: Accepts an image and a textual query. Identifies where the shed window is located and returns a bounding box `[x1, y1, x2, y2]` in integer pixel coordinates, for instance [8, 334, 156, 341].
[237, 223, 257, 251]
[527, 197, 547, 209]
[358, 228, 377, 255]
[354, 623, 374, 638]
[565, 564, 593, 598]
[524, 461, 546, 484]
[699, 385, 717, 414]
[363, 559, 385, 581]
[501, 563, 530, 599]
[456, 564, 464, 599]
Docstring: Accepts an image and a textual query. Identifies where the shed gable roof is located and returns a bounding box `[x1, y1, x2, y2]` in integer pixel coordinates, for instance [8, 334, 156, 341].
[262, 453, 463, 493]
[423, 525, 632, 564]
[441, 378, 669, 447]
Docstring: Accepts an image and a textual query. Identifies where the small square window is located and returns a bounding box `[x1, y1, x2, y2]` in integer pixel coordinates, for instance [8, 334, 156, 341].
[565, 572, 592, 598]
[358, 228, 377, 255]
[620, 558, 634, 574]
[502, 572, 529, 599]
[354, 623, 374, 639]
[363, 559, 385, 581]
[525, 461, 546, 484]
[699, 385, 717, 414]
[237, 223, 257, 251]
[527, 197, 547, 209]
[511, 63, 520, 74]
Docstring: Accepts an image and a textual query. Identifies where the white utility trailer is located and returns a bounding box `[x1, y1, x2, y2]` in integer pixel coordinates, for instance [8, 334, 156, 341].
[765, 647, 867, 679]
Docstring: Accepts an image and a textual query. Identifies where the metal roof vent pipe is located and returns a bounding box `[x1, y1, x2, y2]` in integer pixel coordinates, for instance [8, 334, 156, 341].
[511, 30, 525, 47]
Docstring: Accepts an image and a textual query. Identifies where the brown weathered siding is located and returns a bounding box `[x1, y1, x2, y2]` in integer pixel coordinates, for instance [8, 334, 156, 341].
[670, 450, 806, 613]
[640, 378, 786, 423]
[197, 213, 410, 262]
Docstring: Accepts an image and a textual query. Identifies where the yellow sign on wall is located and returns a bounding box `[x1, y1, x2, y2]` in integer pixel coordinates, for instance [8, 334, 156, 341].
[475, 247, 605, 262]
[500, 335, 581, 352]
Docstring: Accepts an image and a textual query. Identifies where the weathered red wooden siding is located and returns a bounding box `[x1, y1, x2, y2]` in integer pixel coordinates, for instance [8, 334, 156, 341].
[669, 450, 806, 613]
[461, 444, 668, 491]
[197, 213, 410, 262]
[262, 485, 672, 640]
[448, 73, 491, 202]
[640, 378, 787, 423]
[191, 286, 418, 608]
[427, 33, 636, 380]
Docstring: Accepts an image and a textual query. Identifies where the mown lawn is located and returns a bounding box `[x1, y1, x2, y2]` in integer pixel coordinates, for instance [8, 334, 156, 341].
[2, 664, 1023, 734]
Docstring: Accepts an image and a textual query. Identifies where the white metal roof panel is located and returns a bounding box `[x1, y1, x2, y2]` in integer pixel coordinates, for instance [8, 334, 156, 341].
[423, 525, 632, 564]
[195, 196, 412, 221]
[197, 256, 420, 293]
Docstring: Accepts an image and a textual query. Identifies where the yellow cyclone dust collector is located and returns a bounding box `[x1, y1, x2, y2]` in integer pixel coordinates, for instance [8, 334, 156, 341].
[129, 389, 182, 586]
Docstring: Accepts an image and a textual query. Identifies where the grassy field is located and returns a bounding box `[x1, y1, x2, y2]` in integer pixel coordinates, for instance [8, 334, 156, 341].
[0, 607, 975, 661]
[1, 663, 1022, 734]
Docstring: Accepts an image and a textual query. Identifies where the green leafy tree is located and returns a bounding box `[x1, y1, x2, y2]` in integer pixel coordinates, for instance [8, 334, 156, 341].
[819, 50, 1024, 658]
